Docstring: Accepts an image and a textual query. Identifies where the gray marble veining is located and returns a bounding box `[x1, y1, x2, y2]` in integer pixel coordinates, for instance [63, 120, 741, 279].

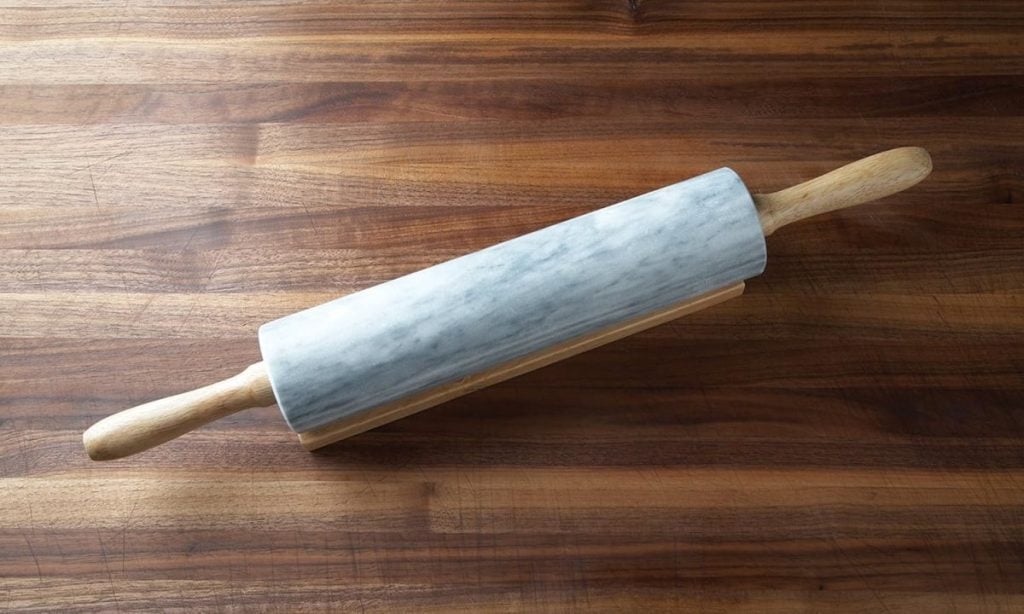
[258, 169, 767, 432]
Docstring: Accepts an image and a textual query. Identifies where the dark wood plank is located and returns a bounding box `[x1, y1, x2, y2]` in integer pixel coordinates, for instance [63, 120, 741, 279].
[2, 77, 1023, 125]
[1, 1, 1022, 612]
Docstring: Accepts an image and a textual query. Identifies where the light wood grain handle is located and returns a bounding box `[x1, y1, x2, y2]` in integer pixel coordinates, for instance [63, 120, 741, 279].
[753, 147, 932, 236]
[83, 362, 276, 461]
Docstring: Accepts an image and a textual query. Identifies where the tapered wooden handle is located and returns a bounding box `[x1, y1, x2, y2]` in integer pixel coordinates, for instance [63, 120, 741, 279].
[83, 362, 276, 460]
[753, 147, 932, 236]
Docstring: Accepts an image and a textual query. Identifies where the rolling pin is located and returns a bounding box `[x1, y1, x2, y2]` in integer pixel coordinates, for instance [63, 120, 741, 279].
[84, 147, 932, 460]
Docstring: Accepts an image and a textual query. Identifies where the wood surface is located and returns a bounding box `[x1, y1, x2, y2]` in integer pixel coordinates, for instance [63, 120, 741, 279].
[1, 1, 1022, 612]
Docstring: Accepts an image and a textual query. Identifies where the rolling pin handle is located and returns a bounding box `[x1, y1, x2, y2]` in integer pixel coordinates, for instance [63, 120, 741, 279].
[83, 362, 276, 461]
[753, 146, 932, 236]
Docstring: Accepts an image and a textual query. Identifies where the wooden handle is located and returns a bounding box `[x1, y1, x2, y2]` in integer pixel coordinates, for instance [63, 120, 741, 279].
[753, 147, 932, 236]
[83, 362, 276, 461]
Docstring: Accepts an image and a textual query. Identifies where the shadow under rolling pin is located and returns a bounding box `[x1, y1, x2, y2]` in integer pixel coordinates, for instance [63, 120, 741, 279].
[84, 147, 933, 460]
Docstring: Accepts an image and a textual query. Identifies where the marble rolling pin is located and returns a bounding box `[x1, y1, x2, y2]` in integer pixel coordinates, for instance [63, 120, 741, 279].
[84, 147, 932, 460]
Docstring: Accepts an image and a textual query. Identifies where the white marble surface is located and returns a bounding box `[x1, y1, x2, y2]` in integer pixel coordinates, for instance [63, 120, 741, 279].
[259, 169, 767, 432]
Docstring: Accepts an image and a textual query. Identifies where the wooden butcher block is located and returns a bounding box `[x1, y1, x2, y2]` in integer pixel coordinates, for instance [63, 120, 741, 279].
[1, 1, 1022, 612]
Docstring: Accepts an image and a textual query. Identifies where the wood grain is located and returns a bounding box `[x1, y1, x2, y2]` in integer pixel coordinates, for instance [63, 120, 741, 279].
[1, 1, 1022, 612]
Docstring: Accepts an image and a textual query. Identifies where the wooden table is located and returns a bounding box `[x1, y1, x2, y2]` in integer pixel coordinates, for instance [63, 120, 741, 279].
[2, 2, 1022, 611]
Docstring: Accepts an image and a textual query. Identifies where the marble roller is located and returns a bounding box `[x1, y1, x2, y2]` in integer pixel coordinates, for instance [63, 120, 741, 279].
[84, 147, 932, 460]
